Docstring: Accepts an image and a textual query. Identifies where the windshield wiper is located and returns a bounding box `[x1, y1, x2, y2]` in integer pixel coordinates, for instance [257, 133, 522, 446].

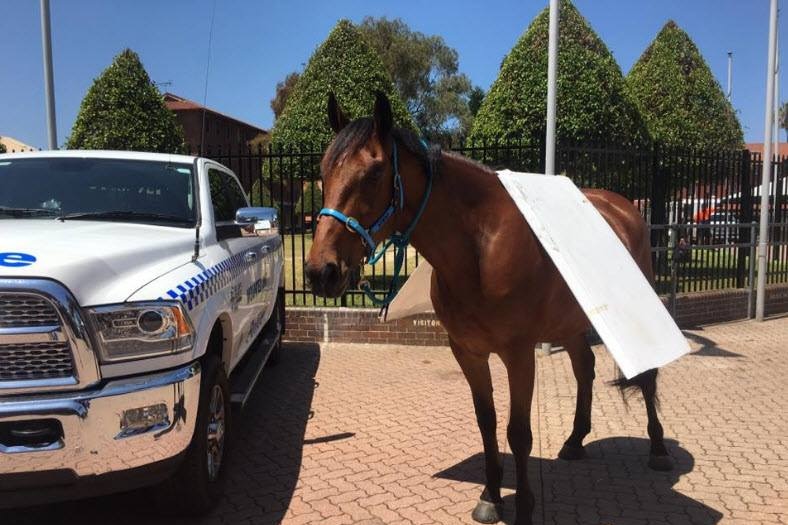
[57, 210, 191, 224]
[0, 206, 60, 217]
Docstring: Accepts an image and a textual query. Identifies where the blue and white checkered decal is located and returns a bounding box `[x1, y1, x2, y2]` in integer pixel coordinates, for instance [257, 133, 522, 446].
[163, 245, 262, 310]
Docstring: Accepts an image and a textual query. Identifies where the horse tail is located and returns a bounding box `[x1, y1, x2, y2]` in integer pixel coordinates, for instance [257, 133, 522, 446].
[608, 367, 660, 411]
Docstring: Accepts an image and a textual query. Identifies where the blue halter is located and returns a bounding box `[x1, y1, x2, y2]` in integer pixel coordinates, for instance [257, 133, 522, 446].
[317, 139, 433, 307]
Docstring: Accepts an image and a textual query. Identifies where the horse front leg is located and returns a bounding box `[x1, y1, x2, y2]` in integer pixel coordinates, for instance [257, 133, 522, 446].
[503, 348, 536, 525]
[450, 339, 504, 524]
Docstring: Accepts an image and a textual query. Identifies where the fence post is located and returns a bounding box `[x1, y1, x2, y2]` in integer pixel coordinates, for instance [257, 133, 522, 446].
[669, 223, 678, 316]
[736, 150, 753, 287]
[748, 221, 758, 318]
[650, 143, 668, 270]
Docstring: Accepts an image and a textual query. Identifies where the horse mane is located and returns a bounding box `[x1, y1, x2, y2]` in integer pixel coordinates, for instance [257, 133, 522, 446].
[323, 118, 443, 178]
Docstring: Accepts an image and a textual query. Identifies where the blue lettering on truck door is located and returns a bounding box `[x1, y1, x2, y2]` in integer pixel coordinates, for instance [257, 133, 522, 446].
[0, 253, 36, 267]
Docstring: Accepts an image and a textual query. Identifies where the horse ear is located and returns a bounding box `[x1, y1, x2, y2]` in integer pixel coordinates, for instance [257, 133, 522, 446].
[327, 92, 349, 133]
[373, 91, 393, 139]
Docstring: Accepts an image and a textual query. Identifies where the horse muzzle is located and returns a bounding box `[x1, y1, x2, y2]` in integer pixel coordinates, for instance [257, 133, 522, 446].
[305, 261, 350, 298]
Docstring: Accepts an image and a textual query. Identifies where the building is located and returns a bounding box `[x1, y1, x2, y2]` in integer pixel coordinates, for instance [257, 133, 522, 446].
[163, 93, 267, 154]
[0, 136, 37, 153]
[745, 142, 788, 157]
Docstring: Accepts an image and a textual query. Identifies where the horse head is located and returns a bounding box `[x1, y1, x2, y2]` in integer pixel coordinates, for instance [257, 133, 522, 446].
[306, 91, 424, 298]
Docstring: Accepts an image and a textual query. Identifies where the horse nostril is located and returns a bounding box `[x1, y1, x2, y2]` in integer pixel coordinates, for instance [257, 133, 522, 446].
[305, 263, 320, 289]
[321, 262, 340, 286]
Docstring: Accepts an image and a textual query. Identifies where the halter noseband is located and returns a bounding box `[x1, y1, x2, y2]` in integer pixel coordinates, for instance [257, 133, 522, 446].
[317, 139, 434, 307]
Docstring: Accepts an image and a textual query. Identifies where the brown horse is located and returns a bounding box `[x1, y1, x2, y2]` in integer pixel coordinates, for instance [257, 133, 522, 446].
[306, 92, 673, 525]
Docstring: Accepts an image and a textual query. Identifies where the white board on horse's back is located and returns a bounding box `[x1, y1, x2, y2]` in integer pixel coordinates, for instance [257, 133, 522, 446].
[498, 170, 690, 379]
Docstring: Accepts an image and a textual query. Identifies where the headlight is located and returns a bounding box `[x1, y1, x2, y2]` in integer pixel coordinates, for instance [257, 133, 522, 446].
[88, 302, 194, 362]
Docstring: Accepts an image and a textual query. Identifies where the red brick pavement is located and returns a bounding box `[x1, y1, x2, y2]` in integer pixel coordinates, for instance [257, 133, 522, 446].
[8, 316, 788, 524]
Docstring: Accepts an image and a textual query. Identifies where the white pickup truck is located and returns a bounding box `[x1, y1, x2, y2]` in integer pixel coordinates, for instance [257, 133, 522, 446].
[0, 150, 284, 513]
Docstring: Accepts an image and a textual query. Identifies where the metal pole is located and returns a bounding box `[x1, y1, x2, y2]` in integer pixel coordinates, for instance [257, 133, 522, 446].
[727, 52, 733, 101]
[756, 0, 779, 321]
[544, 0, 559, 176]
[773, 29, 780, 224]
[538, 0, 560, 357]
[40, 0, 57, 150]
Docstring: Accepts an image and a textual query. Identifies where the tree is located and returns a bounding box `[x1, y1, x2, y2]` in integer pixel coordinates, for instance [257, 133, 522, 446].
[270, 72, 300, 121]
[295, 181, 323, 215]
[271, 20, 414, 149]
[780, 101, 788, 142]
[626, 21, 743, 150]
[0, 141, 5, 154]
[358, 17, 473, 140]
[66, 49, 184, 153]
[468, 86, 485, 117]
[469, 0, 648, 148]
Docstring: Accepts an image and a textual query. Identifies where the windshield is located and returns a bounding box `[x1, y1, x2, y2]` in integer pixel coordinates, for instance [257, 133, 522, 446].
[0, 157, 196, 226]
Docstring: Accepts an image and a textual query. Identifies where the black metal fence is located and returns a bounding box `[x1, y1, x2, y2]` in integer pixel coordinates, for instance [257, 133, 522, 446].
[199, 141, 788, 307]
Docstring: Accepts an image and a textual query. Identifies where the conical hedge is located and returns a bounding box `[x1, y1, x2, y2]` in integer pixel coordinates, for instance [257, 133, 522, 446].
[271, 20, 415, 148]
[626, 21, 743, 150]
[469, 0, 647, 147]
[66, 49, 184, 153]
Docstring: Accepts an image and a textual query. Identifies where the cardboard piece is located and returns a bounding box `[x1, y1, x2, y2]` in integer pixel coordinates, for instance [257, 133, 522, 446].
[382, 260, 434, 321]
[498, 170, 690, 378]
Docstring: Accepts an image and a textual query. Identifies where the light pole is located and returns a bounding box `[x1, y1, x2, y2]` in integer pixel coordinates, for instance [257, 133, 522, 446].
[40, 0, 57, 149]
[539, 0, 560, 356]
[756, 0, 779, 321]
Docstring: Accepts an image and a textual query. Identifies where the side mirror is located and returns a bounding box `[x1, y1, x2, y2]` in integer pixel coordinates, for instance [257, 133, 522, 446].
[236, 207, 278, 235]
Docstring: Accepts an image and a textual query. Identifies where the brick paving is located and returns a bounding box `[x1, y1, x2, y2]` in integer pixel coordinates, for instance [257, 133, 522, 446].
[8, 316, 788, 524]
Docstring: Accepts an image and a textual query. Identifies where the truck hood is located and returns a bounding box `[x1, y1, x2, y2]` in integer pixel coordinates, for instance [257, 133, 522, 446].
[0, 219, 195, 306]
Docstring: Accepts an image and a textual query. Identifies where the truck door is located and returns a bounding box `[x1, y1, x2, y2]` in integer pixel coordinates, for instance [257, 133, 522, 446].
[207, 166, 264, 368]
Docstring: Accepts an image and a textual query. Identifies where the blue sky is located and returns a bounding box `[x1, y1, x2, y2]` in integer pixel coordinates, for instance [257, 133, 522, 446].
[1, 0, 785, 149]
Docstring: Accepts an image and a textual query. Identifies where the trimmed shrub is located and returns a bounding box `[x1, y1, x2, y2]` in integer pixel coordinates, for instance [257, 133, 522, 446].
[271, 19, 415, 150]
[626, 21, 743, 150]
[469, 0, 648, 148]
[66, 49, 184, 153]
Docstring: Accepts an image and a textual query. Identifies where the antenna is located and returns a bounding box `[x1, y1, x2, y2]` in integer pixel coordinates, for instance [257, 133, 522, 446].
[200, 0, 217, 154]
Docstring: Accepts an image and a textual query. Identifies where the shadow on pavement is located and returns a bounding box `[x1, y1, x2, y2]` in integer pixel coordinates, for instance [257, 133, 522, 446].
[4, 342, 321, 525]
[435, 437, 723, 525]
[683, 330, 744, 358]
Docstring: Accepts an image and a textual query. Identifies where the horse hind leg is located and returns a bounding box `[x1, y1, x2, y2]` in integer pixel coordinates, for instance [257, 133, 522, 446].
[612, 368, 674, 471]
[558, 334, 595, 461]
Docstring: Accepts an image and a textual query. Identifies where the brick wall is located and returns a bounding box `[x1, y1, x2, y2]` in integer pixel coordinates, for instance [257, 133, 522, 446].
[284, 283, 788, 346]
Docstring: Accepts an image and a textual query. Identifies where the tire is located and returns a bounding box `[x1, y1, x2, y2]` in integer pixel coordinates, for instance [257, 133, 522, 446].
[267, 288, 285, 366]
[157, 353, 230, 516]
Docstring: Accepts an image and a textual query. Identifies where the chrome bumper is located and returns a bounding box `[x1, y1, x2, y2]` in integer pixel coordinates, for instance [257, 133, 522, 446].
[0, 362, 200, 489]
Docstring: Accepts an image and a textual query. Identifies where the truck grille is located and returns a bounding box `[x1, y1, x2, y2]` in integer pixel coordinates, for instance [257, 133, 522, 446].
[0, 342, 74, 381]
[0, 292, 76, 384]
[0, 294, 60, 328]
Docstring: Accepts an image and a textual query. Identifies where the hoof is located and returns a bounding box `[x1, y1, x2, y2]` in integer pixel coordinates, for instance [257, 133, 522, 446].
[558, 442, 586, 460]
[471, 499, 503, 524]
[648, 453, 674, 471]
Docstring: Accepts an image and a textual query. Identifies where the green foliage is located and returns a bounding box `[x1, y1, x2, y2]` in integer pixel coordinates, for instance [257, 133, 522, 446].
[0, 142, 6, 154]
[270, 72, 300, 121]
[271, 20, 415, 149]
[626, 21, 743, 150]
[358, 17, 473, 140]
[469, 0, 647, 148]
[249, 179, 281, 217]
[468, 86, 485, 117]
[66, 49, 183, 153]
[295, 181, 323, 214]
[780, 101, 788, 141]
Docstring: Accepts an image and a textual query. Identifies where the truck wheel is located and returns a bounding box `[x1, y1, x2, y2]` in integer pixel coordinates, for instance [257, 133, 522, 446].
[157, 353, 230, 515]
[267, 289, 285, 366]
